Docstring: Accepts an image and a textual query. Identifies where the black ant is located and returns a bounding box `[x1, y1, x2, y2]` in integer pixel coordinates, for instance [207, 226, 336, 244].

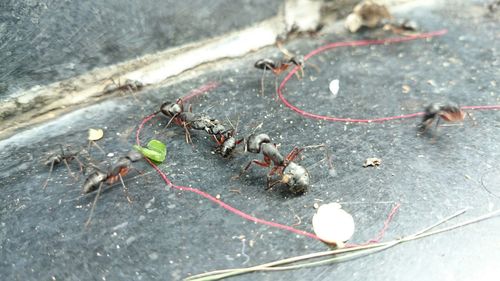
[160, 100, 243, 157]
[160, 99, 198, 143]
[236, 133, 310, 194]
[488, 0, 500, 12]
[418, 103, 471, 135]
[83, 150, 143, 227]
[82, 150, 143, 195]
[254, 56, 305, 96]
[210, 117, 243, 158]
[43, 145, 84, 189]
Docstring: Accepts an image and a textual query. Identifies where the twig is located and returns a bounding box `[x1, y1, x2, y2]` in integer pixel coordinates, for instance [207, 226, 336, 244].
[185, 208, 500, 281]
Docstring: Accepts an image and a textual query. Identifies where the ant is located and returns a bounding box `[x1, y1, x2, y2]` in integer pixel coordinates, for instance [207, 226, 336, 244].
[103, 78, 143, 95]
[160, 100, 243, 157]
[209, 117, 243, 158]
[254, 56, 304, 96]
[83, 150, 143, 227]
[160, 99, 197, 143]
[418, 103, 472, 135]
[82, 150, 143, 196]
[43, 145, 84, 189]
[236, 133, 310, 194]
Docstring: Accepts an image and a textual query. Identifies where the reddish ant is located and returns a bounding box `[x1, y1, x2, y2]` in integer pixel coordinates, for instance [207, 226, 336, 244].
[236, 133, 310, 194]
[418, 103, 472, 135]
[83, 150, 143, 227]
[254, 56, 304, 96]
[42, 145, 84, 189]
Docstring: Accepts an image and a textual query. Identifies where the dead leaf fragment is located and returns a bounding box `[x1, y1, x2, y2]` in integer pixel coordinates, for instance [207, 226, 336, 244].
[345, 0, 392, 32]
[363, 157, 382, 167]
[88, 128, 104, 141]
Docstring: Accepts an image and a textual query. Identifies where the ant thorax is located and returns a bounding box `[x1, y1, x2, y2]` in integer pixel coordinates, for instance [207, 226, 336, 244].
[246, 133, 271, 153]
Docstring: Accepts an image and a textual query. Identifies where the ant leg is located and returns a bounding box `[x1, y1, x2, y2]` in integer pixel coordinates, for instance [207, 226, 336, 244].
[466, 112, 477, 127]
[85, 182, 103, 228]
[293, 70, 301, 80]
[183, 124, 192, 144]
[233, 158, 271, 180]
[418, 118, 434, 135]
[165, 113, 180, 128]
[266, 175, 282, 190]
[430, 117, 441, 142]
[91, 140, 106, 155]
[274, 76, 279, 99]
[305, 61, 321, 74]
[434, 117, 441, 132]
[73, 156, 85, 173]
[42, 160, 56, 189]
[285, 147, 304, 164]
[62, 158, 78, 181]
[119, 174, 133, 204]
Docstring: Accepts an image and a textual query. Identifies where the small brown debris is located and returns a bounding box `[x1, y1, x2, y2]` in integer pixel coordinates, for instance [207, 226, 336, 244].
[363, 157, 382, 167]
[402, 85, 411, 94]
[345, 0, 391, 32]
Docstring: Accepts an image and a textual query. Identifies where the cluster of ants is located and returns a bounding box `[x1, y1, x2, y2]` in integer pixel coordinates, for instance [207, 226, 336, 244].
[43, 55, 468, 207]
[159, 97, 310, 194]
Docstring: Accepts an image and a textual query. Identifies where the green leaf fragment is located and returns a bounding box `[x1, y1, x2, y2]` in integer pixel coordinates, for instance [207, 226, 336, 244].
[133, 139, 166, 163]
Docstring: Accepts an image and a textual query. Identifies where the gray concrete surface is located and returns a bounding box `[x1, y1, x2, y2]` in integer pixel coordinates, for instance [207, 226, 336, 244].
[1, 1, 500, 280]
[0, 0, 282, 98]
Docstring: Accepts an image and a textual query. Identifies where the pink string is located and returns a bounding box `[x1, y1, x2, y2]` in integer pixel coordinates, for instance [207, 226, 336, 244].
[181, 81, 220, 102]
[277, 29, 500, 122]
[136, 111, 320, 240]
[135, 82, 402, 242]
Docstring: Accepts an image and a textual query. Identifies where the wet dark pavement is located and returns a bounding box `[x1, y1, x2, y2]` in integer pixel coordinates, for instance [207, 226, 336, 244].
[1, 1, 500, 280]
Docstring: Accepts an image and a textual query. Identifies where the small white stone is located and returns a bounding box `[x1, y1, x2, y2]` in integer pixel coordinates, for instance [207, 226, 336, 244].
[312, 203, 355, 244]
[329, 79, 340, 96]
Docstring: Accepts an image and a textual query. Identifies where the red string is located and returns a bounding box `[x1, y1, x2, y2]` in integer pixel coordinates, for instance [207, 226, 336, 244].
[181, 81, 220, 102]
[277, 29, 500, 122]
[136, 112, 320, 240]
[135, 83, 403, 243]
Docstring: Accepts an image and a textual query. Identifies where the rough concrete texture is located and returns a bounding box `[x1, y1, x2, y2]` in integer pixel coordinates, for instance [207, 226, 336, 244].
[1, 1, 500, 280]
[0, 0, 282, 98]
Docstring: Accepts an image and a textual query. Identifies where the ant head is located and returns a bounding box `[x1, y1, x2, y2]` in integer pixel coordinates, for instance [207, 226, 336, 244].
[254, 59, 276, 70]
[160, 101, 182, 117]
[288, 56, 304, 67]
[282, 162, 309, 194]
